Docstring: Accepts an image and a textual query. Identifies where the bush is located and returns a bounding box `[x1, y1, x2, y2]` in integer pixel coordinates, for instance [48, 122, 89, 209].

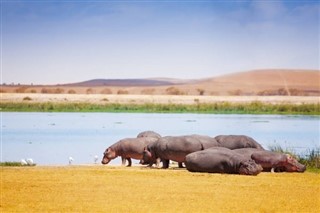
[166, 87, 185, 95]
[68, 89, 76, 94]
[197, 88, 205, 96]
[23, 96, 32, 101]
[0, 161, 36, 166]
[117, 89, 129, 95]
[86, 88, 94, 94]
[54, 88, 64, 94]
[101, 88, 112, 94]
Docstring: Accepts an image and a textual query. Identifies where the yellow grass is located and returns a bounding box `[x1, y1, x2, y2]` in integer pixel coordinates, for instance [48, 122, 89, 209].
[1, 166, 319, 213]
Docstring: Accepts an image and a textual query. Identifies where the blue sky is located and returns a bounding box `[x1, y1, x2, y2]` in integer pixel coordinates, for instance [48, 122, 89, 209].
[1, 0, 319, 84]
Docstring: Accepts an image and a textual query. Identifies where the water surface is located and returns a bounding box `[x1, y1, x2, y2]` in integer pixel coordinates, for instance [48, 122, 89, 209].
[1, 112, 319, 165]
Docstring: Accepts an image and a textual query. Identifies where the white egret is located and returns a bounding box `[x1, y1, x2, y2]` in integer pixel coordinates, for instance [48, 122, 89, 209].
[26, 158, 33, 165]
[69, 157, 74, 165]
[94, 155, 99, 164]
[21, 159, 27, 165]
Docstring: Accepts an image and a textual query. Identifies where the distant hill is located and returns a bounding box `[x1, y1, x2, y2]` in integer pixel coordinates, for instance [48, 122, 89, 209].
[2, 69, 319, 96]
[64, 79, 176, 87]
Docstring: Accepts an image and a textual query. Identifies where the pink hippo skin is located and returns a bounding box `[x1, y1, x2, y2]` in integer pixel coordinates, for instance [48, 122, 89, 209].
[233, 148, 306, 172]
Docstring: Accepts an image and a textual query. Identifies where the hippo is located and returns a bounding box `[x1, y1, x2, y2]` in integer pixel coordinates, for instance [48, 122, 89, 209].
[185, 147, 263, 175]
[233, 148, 306, 172]
[142, 135, 219, 168]
[137, 130, 161, 139]
[214, 135, 264, 150]
[101, 137, 158, 166]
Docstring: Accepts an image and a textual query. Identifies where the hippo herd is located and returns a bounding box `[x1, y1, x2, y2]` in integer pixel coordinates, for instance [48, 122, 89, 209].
[101, 131, 306, 175]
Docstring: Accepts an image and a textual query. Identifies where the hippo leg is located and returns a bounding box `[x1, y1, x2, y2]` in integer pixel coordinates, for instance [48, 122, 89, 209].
[121, 157, 126, 166]
[178, 162, 184, 168]
[126, 158, 132, 167]
[162, 159, 170, 169]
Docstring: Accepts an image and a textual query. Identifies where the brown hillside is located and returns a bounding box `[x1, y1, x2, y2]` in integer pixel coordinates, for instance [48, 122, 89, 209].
[187, 69, 320, 95]
[1, 69, 319, 96]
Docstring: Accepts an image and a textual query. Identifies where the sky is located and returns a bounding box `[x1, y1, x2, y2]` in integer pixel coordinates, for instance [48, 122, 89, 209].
[1, 0, 319, 85]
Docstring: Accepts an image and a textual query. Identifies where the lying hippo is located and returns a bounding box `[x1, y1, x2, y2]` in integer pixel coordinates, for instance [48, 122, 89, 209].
[214, 135, 264, 150]
[142, 135, 219, 168]
[101, 137, 158, 166]
[137, 130, 161, 139]
[233, 148, 306, 172]
[185, 147, 263, 175]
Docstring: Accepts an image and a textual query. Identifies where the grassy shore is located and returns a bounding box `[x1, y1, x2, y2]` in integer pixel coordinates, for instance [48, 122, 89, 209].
[1, 101, 319, 115]
[1, 166, 319, 213]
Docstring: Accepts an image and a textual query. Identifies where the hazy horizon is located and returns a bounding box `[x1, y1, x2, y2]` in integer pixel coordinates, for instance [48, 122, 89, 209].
[1, 1, 319, 85]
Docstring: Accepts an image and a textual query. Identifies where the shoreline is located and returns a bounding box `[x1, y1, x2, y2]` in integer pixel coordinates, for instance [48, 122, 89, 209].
[1, 93, 319, 105]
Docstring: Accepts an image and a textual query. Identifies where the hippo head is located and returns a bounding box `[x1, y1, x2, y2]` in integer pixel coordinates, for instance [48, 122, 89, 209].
[239, 159, 263, 176]
[283, 154, 306, 172]
[141, 147, 154, 165]
[101, 148, 116, 164]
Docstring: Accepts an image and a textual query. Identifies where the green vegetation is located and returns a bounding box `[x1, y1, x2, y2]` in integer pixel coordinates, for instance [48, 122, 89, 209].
[269, 146, 320, 172]
[0, 161, 36, 167]
[0, 101, 319, 115]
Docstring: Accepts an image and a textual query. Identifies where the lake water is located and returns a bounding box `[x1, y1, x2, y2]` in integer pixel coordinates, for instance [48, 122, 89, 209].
[1, 112, 319, 165]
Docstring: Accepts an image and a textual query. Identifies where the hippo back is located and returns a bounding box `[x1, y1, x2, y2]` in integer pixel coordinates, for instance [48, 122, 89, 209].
[214, 135, 264, 150]
[137, 131, 161, 139]
[154, 136, 204, 163]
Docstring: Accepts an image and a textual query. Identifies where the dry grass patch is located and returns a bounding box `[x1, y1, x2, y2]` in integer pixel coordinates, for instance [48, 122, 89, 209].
[1, 166, 319, 212]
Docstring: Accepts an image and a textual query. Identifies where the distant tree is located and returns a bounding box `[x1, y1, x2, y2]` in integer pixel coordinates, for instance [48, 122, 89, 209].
[68, 89, 76, 94]
[197, 88, 205, 96]
[165, 87, 185, 95]
[86, 88, 94, 94]
[54, 88, 64, 94]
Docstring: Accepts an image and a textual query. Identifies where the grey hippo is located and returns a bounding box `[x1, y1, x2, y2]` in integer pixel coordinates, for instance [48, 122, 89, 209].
[214, 135, 265, 150]
[101, 137, 158, 166]
[185, 147, 263, 175]
[233, 148, 306, 172]
[142, 135, 219, 168]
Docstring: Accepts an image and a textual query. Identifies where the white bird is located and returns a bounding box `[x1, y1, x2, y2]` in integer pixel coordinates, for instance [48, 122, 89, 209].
[94, 155, 99, 164]
[21, 159, 27, 165]
[26, 158, 33, 165]
[69, 157, 74, 165]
